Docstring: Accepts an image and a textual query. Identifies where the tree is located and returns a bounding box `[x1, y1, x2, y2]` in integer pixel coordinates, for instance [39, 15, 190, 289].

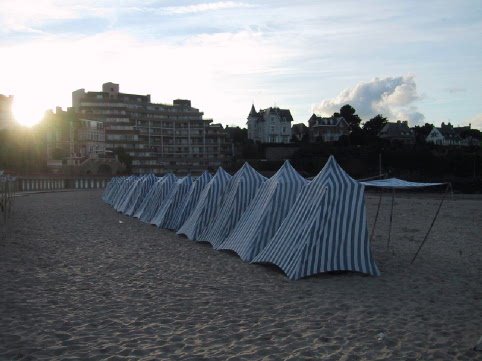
[113, 147, 133, 173]
[412, 123, 434, 144]
[225, 126, 248, 144]
[363, 114, 388, 136]
[335, 104, 362, 129]
[460, 128, 482, 140]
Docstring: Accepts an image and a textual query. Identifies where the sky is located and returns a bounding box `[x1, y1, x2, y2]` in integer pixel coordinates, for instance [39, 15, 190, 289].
[0, 0, 481, 129]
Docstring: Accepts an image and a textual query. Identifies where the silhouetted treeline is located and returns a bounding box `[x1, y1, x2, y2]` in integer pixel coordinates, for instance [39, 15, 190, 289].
[0, 129, 48, 175]
[228, 140, 481, 193]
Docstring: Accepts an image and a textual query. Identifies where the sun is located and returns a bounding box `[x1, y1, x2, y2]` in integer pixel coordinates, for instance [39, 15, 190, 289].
[12, 95, 46, 127]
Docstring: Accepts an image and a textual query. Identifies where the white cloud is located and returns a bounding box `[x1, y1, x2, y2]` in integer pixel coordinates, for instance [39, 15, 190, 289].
[467, 114, 482, 130]
[313, 75, 425, 125]
[163, 1, 253, 15]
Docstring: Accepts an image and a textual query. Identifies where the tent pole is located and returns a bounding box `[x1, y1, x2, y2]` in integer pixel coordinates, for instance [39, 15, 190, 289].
[387, 188, 395, 249]
[370, 188, 383, 242]
[411, 183, 450, 264]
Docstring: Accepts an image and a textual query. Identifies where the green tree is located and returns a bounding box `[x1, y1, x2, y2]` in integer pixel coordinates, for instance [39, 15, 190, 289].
[225, 126, 248, 144]
[363, 114, 388, 136]
[412, 123, 434, 144]
[113, 147, 133, 173]
[335, 104, 362, 129]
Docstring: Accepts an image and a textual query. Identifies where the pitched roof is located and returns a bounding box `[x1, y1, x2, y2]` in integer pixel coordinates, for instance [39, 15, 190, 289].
[249, 104, 257, 117]
[249, 106, 294, 122]
[309, 115, 348, 128]
[379, 121, 414, 138]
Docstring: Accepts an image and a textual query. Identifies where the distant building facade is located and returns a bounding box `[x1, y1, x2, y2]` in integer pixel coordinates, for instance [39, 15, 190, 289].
[76, 119, 106, 158]
[247, 105, 293, 144]
[39, 107, 124, 175]
[379, 121, 415, 144]
[308, 115, 350, 142]
[425, 122, 476, 146]
[72, 82, 231, 174]
[0, 94, 15, 130]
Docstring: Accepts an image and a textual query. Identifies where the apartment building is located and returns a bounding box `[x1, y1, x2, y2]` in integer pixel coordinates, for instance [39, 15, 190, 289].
[76, 119, 106, 158]
[72, 82, 231, 174]
[247, 105, 293, 144]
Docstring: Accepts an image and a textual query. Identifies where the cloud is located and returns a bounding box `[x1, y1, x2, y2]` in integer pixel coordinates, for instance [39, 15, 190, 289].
[468, 114, 482, 130]
[313, 75, 425, 125]
[444, 87, 466, 94]
[163, 1, 253, 15]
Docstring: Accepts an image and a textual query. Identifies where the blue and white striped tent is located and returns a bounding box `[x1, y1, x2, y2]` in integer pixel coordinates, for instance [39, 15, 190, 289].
[112, 176, 137, 210]
[252, 156, 380, 279]
[102, 177, 118, 202]
[150, 176, 193, 228]
[105, 176, 125, 204]
[177, 167, 232, 241]
[217, 160, 308, 261]
[198, 162, 266, 248]
[123, 174, 158, 216]
[136, 174, 177, 223]
[116, 175, 146, 213]
[107, 177, 128, 205]
[164, 171, 213, 231]
[133, 176, 163, 219]
[102, 176, 123, 203]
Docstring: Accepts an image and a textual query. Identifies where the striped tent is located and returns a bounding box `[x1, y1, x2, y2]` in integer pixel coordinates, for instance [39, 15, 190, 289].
[136, 174, 177, 223]
[163, 171, 213, 231]
[177, 167, 232, 240]
[102, 177, 117, 202]
[198, 162, 266, 248]
[117, 175, 147, 214]
[150, 176, 193, 228]
[123, 174, 158, 216]
[217, 160, 308, 261]
[102, 176, 123, 203]
[112, 176, 137, 210]
[252, 156, 380, 279]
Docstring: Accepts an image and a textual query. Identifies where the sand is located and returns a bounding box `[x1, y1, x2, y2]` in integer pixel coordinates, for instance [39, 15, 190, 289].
[0, 190, 480, 360]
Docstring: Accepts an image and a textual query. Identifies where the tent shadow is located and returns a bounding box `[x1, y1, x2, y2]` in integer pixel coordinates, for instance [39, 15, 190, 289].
[217, 249, 241, 259]
[252, 262, 288, 277]
[304, 270, 372, 281]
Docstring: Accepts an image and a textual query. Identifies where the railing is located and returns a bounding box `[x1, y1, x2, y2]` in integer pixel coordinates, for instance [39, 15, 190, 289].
[1, 175, 16, 238]
[15, 177, 111, 192]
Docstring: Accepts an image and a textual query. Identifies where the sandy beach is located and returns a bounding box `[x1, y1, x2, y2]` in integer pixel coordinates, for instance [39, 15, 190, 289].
[0, 190, 480, 360]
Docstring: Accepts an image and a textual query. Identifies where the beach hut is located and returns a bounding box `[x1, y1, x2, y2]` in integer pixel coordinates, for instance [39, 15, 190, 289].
[150, 176, 193, 228]
[116, 176, 145, 213]
[217, 160, 308, 261]
[135, 174, 177, 223]
[123, 174, 158, 216]
[177, 167, 232, 241]
[253, 156, 380, 279]
[198, 162, 266, 248]
[102, 177, 118, 202]
[163, 171, 213, 231]
[102, 176, 122, 203]
[112, 176, 137, 209]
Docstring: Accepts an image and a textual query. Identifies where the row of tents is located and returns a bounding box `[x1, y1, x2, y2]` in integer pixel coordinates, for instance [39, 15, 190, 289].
[102, 156, 381, 279]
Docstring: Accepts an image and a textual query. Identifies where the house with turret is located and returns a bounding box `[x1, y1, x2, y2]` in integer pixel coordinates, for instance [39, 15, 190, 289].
[247, 105, 293, 144]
